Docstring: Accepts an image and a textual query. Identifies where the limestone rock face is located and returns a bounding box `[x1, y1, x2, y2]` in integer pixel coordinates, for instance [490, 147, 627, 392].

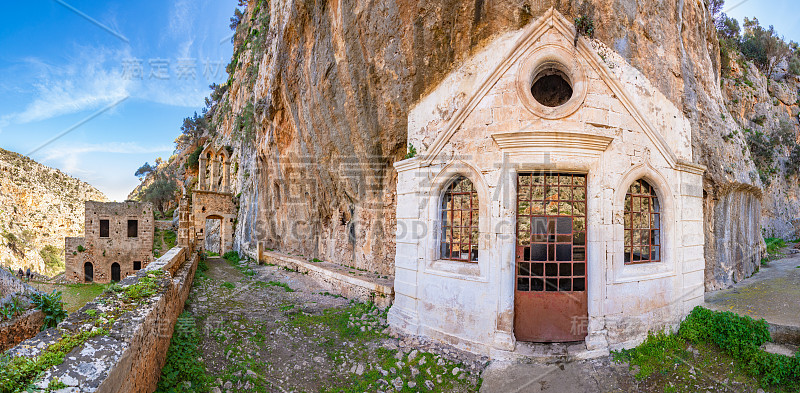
[218, 0, 788, 285]
[0, 148, 107, 274]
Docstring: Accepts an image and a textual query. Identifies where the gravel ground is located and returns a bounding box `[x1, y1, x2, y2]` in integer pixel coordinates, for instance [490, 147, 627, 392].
[185, 257, 486, 392]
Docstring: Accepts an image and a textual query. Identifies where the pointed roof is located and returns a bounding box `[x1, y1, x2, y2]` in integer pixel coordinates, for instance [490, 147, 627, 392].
[420, 8, 680, 169]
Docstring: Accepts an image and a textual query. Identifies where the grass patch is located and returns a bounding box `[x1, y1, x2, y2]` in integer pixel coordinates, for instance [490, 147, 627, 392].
[221, 282, 235, 290]
[155, 312, 209, 392]
[223, 251, 256, 276]
[614, 307, 800, 391]
[153, 228, 177, 258]
[28, 282, 108, 313]
[263, 281, 293, 292]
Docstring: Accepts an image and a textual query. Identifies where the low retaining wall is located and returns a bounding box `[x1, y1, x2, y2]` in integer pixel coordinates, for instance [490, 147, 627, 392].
[6, 246, 197, 392]
[256, 248, 394, 308]
[0, 308, 44, 352]
[0, 267, 43, 352]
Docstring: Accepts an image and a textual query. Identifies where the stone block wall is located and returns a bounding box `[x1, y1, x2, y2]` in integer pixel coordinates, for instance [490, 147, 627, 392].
[65, 201, 156, 283]
[0, 308, 44, 352]
[0, 268, 43, 352]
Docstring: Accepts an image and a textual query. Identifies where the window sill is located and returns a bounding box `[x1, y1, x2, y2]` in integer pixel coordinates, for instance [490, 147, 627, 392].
[425, 259, 488, 282]
[613, 259, 674, 283]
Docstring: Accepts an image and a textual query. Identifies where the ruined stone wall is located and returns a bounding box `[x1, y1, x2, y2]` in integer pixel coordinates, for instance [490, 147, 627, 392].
[64, 201, 155, 283]
[192, 190, 236, 255]
[6, 247, 196, 392]
[0, 308, 44, 352]
[0, 267, 43, 352]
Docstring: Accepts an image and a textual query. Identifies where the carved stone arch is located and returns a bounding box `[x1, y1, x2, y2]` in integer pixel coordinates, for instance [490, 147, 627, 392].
[612, 163, 676, 282]
[425, 160, 492, 267]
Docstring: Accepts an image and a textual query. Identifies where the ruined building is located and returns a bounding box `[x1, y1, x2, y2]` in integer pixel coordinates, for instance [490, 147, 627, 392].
[65, 201, 155, 283]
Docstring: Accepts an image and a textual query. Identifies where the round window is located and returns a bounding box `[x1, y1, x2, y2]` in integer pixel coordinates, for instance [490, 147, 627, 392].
[531, 68, 573, 107]
[516, 45, 587, 120]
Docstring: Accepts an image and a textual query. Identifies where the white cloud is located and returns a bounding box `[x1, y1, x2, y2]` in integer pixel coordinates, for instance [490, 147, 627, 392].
[2, 47, 132, 126]
[39, 142, 172, 163]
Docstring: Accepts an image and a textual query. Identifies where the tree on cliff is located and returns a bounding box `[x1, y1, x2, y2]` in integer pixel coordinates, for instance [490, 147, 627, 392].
[740, 17, 791, 79]
[180, 111, 208, 146]
[142, 174, 178, 216]
[135, 162, 154, 180]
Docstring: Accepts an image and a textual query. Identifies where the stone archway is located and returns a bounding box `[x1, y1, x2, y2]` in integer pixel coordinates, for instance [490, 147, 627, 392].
[192, 190, 236, 255]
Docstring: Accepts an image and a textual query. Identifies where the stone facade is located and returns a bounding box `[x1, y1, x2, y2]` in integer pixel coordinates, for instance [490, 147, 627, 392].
[192, 143, 237, 255]
[64, 201, 155, 283]
[388, 9, 706, 356]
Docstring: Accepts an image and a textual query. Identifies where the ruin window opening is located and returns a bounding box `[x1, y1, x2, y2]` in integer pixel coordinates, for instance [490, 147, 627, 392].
[530, 65, 573, 107]
[99, 220, 110, 238]
[624, 179, 661, 264]
[133, 261, 141, 270]
[440, 176, 479, 262]
[127, 220, 138, 238]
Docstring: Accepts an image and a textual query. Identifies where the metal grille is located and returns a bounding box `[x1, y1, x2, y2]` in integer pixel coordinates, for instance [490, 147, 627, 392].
[441, 176, 479, 262]
[624, 179, 660, 264]
[516, 173, 587, 292]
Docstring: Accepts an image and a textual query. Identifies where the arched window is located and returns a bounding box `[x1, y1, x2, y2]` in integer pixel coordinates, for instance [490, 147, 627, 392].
[441, 176, 479, 262]
[624, 179, 661, 264]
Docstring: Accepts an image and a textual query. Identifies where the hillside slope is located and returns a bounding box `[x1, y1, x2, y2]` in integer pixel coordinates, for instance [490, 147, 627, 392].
[0, 148, 107, 275]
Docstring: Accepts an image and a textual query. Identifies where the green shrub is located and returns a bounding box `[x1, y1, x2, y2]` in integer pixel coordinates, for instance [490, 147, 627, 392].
[30, 291, 68, 330]
[612, 331, 687, 379]
[185, 145, 203, 170]
[223, 251, 241, 263]
[764, 237, 786, 256]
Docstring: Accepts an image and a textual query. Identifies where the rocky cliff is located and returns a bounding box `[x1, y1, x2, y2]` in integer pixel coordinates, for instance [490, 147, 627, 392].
[0, 148, 107, 275]
[143, 0, 797, 288]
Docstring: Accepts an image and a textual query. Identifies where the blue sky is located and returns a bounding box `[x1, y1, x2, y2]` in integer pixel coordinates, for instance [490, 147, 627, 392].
[725, 0, 800, 43]
[0, 0, 237, 201]
[0, 1, 797, 202]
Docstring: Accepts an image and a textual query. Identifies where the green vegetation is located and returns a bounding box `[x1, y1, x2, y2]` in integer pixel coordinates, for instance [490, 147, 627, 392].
[614, 307, 800, 390]
[223, 251, 256, 276]
[30, 291, 68, 330]
[30, 282, 108, 313]
[0, 295, 28, 322]
[135, 162, 154, 180]
[762, 237, 787, 264]
[153, 228, 177, 257]
[155, 312, 210, 392]
[403, 144, 417, 160]
[263, 281, 293, 292]
[573, 15, 595, 40]
[0, 328, 108, 392]
[122, 270, 164, 301]
[185, 144, 204, 170]
[39, 245, 64, 275]
[141, 174, 178, 216]
[221, 282, 235, 290]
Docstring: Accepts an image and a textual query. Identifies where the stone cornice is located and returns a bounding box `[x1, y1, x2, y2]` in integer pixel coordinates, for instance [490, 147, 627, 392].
[491, 131, 613, 158]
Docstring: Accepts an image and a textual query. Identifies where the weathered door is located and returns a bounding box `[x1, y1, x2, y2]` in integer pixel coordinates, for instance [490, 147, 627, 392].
[111, 262, 121, 282]
[84, 262, 94, 283]
[515, 172, 588, 342]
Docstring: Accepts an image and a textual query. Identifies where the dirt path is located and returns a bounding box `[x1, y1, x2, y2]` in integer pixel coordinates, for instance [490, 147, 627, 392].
[705, 252, 800, 328]
[185, 257, 485, 392]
